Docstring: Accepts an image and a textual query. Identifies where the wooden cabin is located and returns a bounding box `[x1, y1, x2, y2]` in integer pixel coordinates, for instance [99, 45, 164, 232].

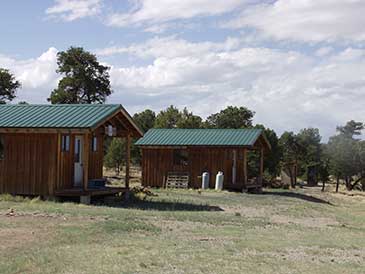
[0, 104, 143, 200]
[136, 129, 271, 190]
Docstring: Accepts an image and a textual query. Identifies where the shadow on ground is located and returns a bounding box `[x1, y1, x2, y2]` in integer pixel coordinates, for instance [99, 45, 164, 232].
[261, 191, 332, 205]
[127, 200, 223, 211]
[95, 197, 223, 212]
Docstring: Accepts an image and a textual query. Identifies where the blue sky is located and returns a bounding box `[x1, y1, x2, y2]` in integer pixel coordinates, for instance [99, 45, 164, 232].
[1, 0, 365, 140]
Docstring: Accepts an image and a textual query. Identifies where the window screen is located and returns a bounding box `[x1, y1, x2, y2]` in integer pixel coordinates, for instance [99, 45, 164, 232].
[173, 149, 189, 166]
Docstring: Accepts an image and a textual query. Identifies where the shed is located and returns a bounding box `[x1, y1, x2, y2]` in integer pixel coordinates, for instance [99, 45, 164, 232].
[135, 128, 271, 190]
[0, 104, 142, 199]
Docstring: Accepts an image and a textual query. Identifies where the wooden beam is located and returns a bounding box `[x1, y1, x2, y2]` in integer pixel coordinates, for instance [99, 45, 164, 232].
[83, 133, 90, 191]
[141, 149, 144, 187]
[115, 130, 130, 137]
[119, 105, 144, 137]
[125, 134, 131, 189]
[56, 133, 62, 191]
[91, 109, 121, 131]
[114, 114, 128, 130]
[258, 147, 264, 185]
[111, 117, 126, 131]
[243, 148, 247, 187]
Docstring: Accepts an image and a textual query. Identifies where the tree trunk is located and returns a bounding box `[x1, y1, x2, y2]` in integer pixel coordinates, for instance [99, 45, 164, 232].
[336, 176, 339, 193]
[288, 167, 295, 188]
[345, 177, 352, 191]
[294, 163, 298, 187]
[321, 179, 325, 192]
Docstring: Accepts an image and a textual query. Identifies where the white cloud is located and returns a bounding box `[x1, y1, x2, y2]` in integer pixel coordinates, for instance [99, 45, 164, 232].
[315, 47, 333, 57]
[99, 37, 365, 139]
[46, 0, 102, 21]
[226, 0, 365, 43]
[106, 0, 244, 27]
[0, 48, 59, 102]
[1, 40, 364, 140]
[96, 36, 241, 59]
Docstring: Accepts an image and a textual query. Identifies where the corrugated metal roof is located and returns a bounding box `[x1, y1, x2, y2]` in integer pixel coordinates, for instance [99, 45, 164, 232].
[135, 128, 264, 147]
[0, 104, 121, 128]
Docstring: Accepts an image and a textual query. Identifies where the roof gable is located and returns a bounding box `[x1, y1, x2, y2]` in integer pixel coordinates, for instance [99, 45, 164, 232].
[136, 128, 269, 148]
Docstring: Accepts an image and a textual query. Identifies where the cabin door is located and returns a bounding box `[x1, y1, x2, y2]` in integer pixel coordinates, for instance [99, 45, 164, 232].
[74, 136, 84, 187]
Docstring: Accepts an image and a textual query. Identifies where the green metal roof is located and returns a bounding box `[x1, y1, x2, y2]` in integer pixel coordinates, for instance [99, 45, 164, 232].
[0, 104, 121, 128]
[135, 128, 265, 147]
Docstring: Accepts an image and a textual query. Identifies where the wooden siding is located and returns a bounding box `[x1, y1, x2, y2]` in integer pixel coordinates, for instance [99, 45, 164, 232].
[0, 133, 105, 196]
[0, 133, 58, 195]
[141, 147, 248, 190]
[89, 134, 104, 180]
[58, 134, 75, 190]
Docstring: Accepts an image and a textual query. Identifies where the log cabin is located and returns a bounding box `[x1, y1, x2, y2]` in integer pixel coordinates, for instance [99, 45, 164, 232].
[0, 104, 143, 201]
[135, 128, 271, 191]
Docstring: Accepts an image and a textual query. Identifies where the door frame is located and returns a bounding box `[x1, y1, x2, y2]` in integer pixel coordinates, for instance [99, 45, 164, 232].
[73, 135, 84, 187]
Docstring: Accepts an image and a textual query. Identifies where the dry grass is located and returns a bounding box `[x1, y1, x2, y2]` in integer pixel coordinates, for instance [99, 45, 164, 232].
[0, 186, 364, 274]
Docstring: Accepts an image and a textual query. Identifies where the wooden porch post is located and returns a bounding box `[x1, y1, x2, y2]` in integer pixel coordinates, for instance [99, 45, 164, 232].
[258, 147, 264, 185]
[243, 148, 248, 187]
[83, 133, 90, 191]
[125, 134, 131, 189]
[56, 133, 62, 191]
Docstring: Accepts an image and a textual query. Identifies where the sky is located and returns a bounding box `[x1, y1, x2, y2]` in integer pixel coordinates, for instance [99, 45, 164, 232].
[0, 0, 365, 140]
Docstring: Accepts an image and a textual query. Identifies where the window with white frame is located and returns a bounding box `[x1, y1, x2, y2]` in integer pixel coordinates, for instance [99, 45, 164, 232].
[61, 135, 70, 152]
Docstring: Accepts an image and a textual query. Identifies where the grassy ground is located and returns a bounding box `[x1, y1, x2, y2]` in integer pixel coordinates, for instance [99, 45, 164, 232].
[0, 187, 364, 274]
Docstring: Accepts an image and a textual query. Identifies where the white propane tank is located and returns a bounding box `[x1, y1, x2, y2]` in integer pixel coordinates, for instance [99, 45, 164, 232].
[215, 171, 224, 190]
[202, 172, 210, 189]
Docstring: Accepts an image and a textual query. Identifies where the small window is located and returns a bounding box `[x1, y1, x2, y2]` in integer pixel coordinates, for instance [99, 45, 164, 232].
[173, 149, 189, 166]
[61, 135, 70, 152]
[92, 137, 97, 152]
[0, 136, 4, 160]
[75, 139, 81, 163]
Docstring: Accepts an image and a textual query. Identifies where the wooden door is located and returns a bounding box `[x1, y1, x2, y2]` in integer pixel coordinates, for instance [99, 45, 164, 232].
[74, 136, 83, 187]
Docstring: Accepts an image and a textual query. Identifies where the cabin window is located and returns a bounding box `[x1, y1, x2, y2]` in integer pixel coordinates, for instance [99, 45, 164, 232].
[0, 136, 4, 160]
[92, 137, 97, 152]
[61, 135, 70, 152]
[75, 139, 81, 163]
[173, 149, 189, 166]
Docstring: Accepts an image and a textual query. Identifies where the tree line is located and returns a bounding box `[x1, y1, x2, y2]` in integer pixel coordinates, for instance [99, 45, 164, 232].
[1, 46, 364, 191]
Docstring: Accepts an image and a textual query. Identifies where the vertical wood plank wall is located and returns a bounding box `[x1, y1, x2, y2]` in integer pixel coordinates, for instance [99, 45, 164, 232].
[141, 147, 248, 190]
[0, 133, 105, 196]
[0, 133, 58, 195]
[88, 134, 104, 180]
[58, 134, 75, 190]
